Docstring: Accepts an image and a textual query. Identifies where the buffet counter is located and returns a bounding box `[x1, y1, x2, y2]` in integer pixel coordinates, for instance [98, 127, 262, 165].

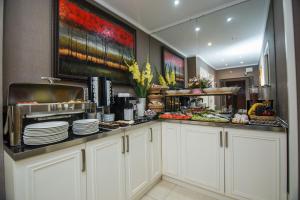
[4, 119, 286, 161]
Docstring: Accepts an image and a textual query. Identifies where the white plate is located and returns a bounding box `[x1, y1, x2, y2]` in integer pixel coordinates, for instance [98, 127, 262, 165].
[24, 129, 68, 137]
[24, 134, 68, 145]
[73, 119, 99, 124]
[25, 121, 69, 129]
[73, 124, 98, 128]
[23, 131, 68, 140]
[73, 126, 98, 130]
[73, 130, 99, 136]
[73, 127, 99, 132]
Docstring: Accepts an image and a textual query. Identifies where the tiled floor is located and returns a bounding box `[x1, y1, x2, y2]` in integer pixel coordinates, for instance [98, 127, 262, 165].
[140, 180, 217, 200]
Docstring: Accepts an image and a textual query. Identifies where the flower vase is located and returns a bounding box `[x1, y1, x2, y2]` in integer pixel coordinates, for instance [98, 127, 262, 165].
[137, 98, 146, 117]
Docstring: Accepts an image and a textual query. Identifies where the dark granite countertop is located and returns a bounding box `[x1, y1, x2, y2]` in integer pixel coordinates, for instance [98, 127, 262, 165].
[4, 120, 158, 161]
[160, 119, 287, 133]
[4, 119, 286, 161]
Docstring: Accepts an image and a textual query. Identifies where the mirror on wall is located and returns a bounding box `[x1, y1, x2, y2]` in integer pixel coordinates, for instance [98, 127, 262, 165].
[151, 0, 275, 110]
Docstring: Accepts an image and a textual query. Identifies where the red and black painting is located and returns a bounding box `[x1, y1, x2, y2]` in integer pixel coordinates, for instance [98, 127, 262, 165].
[53, 0, 136, 84]
[162, 47, 185, 88]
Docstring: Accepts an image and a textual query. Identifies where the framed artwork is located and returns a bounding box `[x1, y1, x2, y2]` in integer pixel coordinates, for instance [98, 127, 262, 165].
[162, 47, 185, 88]
[53, 0, 136, 84]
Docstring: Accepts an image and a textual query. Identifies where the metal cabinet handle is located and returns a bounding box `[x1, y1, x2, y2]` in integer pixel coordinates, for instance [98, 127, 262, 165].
[122, 136, 125, 154]
[81, 149, 86, 172]
[219, 131, 223, 147]
[225, 131, 228, 148]
[126, 135, 129, 153]
[150, 128, 153, 142]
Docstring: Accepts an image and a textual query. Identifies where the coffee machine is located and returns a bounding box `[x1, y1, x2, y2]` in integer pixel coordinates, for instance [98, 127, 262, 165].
[88, 77, 112, 109]
[111, 93, 136, 121]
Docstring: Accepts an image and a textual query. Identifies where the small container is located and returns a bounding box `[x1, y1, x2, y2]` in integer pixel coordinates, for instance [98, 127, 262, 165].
[124, 109, 134, 121]
[87, 112, 96, 119]
[249, 86, 259, 101]
[260, 85, 271, 100]
[124, 101, 134, 121]
[102, 113, 115, 122]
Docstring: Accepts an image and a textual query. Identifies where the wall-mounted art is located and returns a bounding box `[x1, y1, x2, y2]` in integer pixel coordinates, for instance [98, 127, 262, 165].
[53, 0, 136, 84]
[162, 47, 185, 88]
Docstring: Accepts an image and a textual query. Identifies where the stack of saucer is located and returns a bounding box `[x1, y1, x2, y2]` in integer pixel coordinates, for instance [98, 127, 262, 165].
[72, 119, 99, 135]
[23, 121, 69, 145]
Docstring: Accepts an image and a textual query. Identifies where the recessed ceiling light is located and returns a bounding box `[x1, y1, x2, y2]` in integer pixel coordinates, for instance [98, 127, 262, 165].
[195, 27, 200, 32]
[208, 42, 212, 46]
[227, 17, 233, 22]
[240, 61, 244, 64]
[174, 0, 180, 6]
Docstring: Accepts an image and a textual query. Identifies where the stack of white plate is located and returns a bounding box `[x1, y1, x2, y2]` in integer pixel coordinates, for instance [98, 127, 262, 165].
[72, 119, 99, 135]
[23, 121, 69, 145]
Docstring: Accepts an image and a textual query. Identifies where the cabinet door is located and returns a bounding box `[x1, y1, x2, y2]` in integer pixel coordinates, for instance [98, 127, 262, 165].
[162, 122, 181, 178]
[86, 134, 125, 200]
[180, 124, 224, 193]
[225, 128, 287, 200]
[125, 128, 149, 199]
[16, 144, 86, 200]
[149, 123, 162, 181]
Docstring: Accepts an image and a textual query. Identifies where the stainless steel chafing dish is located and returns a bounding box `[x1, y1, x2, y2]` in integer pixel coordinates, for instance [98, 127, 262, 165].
[4, 82, 96, 146]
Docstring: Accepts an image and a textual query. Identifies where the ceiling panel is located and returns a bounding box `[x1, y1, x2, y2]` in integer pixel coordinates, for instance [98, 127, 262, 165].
[94, 0, 243, 32]
[153, 0, 270, 69]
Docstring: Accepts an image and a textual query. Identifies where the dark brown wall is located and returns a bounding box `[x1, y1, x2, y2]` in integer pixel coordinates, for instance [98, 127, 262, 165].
[273, 0, 288, 122]
[292, 0, 300, 193]
[262, 1, 277, 107]
[0, 0, 5, 199]
[0, 0, 4, 198]
[187, 57, 197, 80]
[3, 0, 184, 102]
[187, 56, 215, 80]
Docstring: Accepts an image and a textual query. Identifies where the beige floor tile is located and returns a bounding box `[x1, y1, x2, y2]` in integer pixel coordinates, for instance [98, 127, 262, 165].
[165, 186, 217, 200]
[140, 195, 156, 200]
[146, 180, 176, 200]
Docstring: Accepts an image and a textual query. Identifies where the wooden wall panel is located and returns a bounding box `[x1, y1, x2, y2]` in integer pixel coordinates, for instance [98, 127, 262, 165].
[273, 0, 288, 122]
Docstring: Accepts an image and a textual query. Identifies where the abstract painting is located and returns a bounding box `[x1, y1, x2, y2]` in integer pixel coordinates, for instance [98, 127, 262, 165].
[53, 0, 136, 84]
[162, 47, 185, 88]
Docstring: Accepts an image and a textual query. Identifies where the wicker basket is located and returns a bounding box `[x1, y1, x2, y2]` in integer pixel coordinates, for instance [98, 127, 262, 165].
[148, 105, 164, 113]
[249, 115, 276, 121]
[148, 88, 161, 94]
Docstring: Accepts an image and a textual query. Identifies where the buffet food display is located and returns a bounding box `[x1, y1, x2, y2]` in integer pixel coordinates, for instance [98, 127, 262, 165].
[148, 85, 280, 127]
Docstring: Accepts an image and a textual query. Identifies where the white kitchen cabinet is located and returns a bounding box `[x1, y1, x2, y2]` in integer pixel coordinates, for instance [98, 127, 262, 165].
[5, 144, 86, 200]
[86, 134, 125, 200]
[180, 124, 224, 193]
[224, 128, 287, 200]
[148, 123, 162, 181]
[162, 122, 181, 178]
[125, 127, 150, 200]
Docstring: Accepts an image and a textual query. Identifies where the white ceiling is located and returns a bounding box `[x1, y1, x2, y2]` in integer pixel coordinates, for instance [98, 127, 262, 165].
[94, 0, 270, 70]
[94, 0, 247, 33]
[153, 0, 270, 69]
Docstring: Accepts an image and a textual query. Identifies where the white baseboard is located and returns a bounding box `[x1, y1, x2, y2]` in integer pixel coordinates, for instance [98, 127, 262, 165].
[133, 176, 162, 200]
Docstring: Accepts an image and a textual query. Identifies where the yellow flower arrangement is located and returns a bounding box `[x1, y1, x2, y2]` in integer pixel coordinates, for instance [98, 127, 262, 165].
[126, 59, 153, 97]
[170, 70, 176, 85]
[128, 61, 141, 83]
[156, 65, 176, 88]
[158, 74, 168, 87]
